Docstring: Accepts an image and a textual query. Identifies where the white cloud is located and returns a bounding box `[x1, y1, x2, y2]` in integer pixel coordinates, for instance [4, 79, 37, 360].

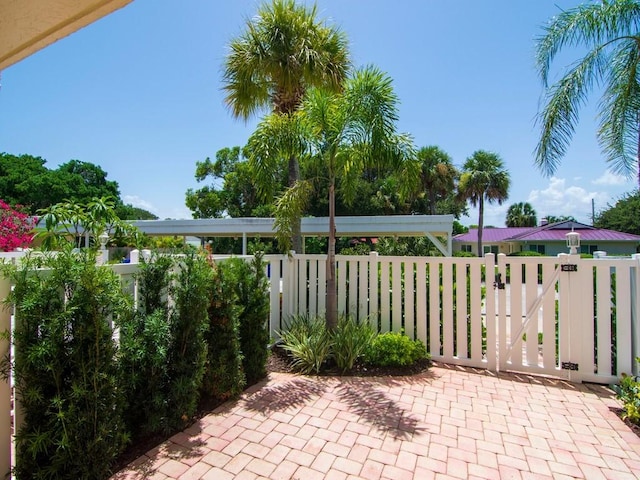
[592, 170, 628, 186]
[527, 177, 608, 223]
[122, 195, 156, 212]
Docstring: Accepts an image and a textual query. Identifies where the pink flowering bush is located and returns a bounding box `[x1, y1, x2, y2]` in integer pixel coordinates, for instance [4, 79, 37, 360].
[0, 200, 35, 251]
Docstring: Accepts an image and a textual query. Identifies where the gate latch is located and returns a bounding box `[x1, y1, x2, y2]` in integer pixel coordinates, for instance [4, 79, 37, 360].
[493, 273, 505, 290]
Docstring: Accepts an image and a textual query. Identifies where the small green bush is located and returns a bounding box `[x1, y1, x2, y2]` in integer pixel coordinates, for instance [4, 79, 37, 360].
[279, 315, 332, 374]
[331, 316, 377, 372]
[453, 250, 476, 257]
[365, 331, 428, 367]
[508, 250, 543, 257]
[613, 359, 640, 424]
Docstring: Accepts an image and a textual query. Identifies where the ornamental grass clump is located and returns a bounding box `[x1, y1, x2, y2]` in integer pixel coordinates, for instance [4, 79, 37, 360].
[331, 315, 377, 373]
[279, 314, 332, 374]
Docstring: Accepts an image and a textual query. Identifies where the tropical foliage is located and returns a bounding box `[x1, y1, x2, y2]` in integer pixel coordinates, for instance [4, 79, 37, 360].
[535, 0, 640, 187]
[595, 189, 640, 235]
[458, 150, 510, 256]
[223, 0, 350, 252]
[252, 66, 416, 328]
[411, 146, 464, 216]
[0, 153, 155, 218]
[506, 202, 538, 227]
[0, 200, 35, 251]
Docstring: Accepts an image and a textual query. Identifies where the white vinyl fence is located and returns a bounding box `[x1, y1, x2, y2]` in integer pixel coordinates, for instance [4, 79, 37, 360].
[265, 252, 640, 384]
[0, 249, 638, 477]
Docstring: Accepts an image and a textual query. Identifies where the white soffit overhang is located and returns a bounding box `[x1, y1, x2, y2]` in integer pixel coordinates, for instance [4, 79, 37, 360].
[0, 0, 133, 70]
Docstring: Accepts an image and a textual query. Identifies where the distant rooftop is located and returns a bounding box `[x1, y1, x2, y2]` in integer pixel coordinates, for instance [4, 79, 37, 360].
[454, 220, 640, 243]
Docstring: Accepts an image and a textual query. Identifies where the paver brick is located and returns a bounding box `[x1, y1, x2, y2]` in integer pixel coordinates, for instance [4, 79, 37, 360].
[110, 368, 640, 480]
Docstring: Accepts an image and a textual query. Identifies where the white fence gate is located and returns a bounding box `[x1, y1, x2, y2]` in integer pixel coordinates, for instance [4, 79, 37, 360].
[265, 252, 640, 385]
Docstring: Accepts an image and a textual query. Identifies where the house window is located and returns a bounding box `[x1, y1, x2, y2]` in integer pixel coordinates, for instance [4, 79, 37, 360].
[461, 244, 472, 252]
[528, 244, 546, 254]
[483, 245, 499, 255]
[581, 244, 597, 255]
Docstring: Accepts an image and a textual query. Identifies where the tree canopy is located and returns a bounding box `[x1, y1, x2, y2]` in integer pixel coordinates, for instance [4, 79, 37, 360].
[458, 150, 510, 256]
[594, 189, 640, 235]
[0, 152, 156, 219]
[506, 202, 537, 227]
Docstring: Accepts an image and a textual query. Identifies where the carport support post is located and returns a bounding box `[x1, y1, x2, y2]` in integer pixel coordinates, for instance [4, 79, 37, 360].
[242, 233, 247, 255]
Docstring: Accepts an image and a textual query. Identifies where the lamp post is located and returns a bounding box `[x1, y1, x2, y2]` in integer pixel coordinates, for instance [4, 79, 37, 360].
[566, 230, 580, 255]
[98, 232, 109, 264]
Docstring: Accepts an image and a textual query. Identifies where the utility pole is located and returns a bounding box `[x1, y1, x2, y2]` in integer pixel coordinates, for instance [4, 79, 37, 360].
[591, 198, 595, 225]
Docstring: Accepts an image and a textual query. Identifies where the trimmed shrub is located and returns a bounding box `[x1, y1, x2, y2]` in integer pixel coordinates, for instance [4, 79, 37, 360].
[201, 259, 245, 401]
[9, 249, 128, 479]
[166, 254, 211, 430]
[227, 254, 270, 385]
[118, 255, 173, 436]
[365, 331, 428, 367]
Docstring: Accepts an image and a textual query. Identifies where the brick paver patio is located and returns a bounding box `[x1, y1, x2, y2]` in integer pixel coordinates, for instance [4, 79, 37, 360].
[111, 364, 640, 479]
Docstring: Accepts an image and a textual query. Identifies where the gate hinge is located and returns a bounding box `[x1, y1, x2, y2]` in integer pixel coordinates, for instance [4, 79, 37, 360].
[561, 362, 579, 371]
[493, 273, 505, 290]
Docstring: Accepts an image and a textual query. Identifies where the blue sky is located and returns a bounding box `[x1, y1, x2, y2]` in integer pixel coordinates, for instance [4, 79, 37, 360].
[0, 0, 635, 226]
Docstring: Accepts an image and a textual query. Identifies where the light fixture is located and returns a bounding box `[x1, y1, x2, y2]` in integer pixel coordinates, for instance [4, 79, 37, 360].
[98, 232, 109, 250]
[566, 230, 580, 255]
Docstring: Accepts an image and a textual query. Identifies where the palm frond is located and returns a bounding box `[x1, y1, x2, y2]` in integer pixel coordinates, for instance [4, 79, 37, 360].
[247, 112, 310, 200]
[536, 0, 640, 84]
[598, 37, 640, 177]
[535, 47, 608, 175]
[273, 180, 313, 252]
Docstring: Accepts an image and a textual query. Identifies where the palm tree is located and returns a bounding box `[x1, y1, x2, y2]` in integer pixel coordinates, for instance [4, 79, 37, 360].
[252, 66, 416, 329]
[458, 151, 510, 257]
[415, 146, 459, 215]
[506, 202, 538, 227]
[223, 0, 350, 252]
[535, 0, 640, 188]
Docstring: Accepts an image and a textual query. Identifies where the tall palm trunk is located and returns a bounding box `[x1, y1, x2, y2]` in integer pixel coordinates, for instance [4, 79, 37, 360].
[477, 197, 484, 257]
[326, 180, 337, 330]
[288, 154, 303, 253]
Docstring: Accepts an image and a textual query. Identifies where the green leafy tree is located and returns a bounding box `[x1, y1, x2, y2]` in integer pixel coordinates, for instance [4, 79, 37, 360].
[595, 189, 640, 234]
[224, 0, 350, 252]
[458, 150, 511, 256]
[535, 0, 640, 187]
[255, 66, 416, 329]
[186, 147, 285, 218]
[506, 202, 538, 227]
[115, 204, 158, 220]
